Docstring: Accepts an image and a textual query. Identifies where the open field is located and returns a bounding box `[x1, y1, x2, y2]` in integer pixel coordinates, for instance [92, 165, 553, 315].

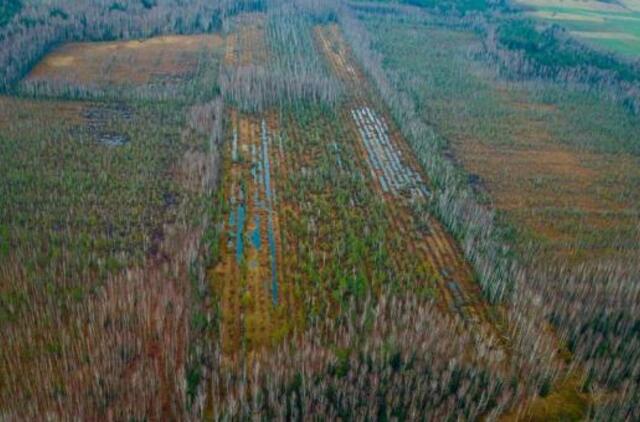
[22, 34, 223, 99]
[27, 34, 223, 86]
[517, 0, 640, 56]
[363, 17, 640, 267]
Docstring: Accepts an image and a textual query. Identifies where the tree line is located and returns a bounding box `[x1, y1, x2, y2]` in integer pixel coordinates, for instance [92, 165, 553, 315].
[482, 18, 640, 114]
[219, 1, 342, 112]
[0, 0, 269, 92]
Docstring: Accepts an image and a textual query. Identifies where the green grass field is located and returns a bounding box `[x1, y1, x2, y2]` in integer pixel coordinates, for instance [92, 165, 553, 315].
[517, 0, 640, 56]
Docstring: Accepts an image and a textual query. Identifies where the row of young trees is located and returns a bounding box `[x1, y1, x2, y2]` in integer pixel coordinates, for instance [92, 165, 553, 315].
[219, 2, 342, 112]
[20, 75, 216, 102]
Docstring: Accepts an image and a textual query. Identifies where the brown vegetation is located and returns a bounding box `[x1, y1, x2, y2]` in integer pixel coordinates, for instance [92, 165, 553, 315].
[211, 110, 299, 360]
[26, 35, 223, 88]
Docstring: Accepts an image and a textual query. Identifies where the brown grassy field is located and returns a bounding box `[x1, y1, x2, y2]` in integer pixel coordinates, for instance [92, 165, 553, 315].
[452, 84, 640, 265]
[224, 13, 268, 66]
[366, 20, 640, 268]
[25, 34, 223, 88]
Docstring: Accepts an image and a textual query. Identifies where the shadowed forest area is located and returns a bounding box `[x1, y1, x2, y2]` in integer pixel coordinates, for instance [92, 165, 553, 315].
[0, 0, 639, 420]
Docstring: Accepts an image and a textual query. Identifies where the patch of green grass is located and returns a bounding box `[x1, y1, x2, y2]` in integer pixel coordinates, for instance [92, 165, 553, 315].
[527, 5, 640, 56]
[351, 0, 504, 13]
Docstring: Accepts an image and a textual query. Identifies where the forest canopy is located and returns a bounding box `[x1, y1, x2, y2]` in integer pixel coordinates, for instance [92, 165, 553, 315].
[0, 0, 21, 27]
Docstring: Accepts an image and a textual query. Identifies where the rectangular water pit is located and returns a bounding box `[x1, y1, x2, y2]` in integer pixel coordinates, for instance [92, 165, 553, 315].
[351, 106, 430, 201]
